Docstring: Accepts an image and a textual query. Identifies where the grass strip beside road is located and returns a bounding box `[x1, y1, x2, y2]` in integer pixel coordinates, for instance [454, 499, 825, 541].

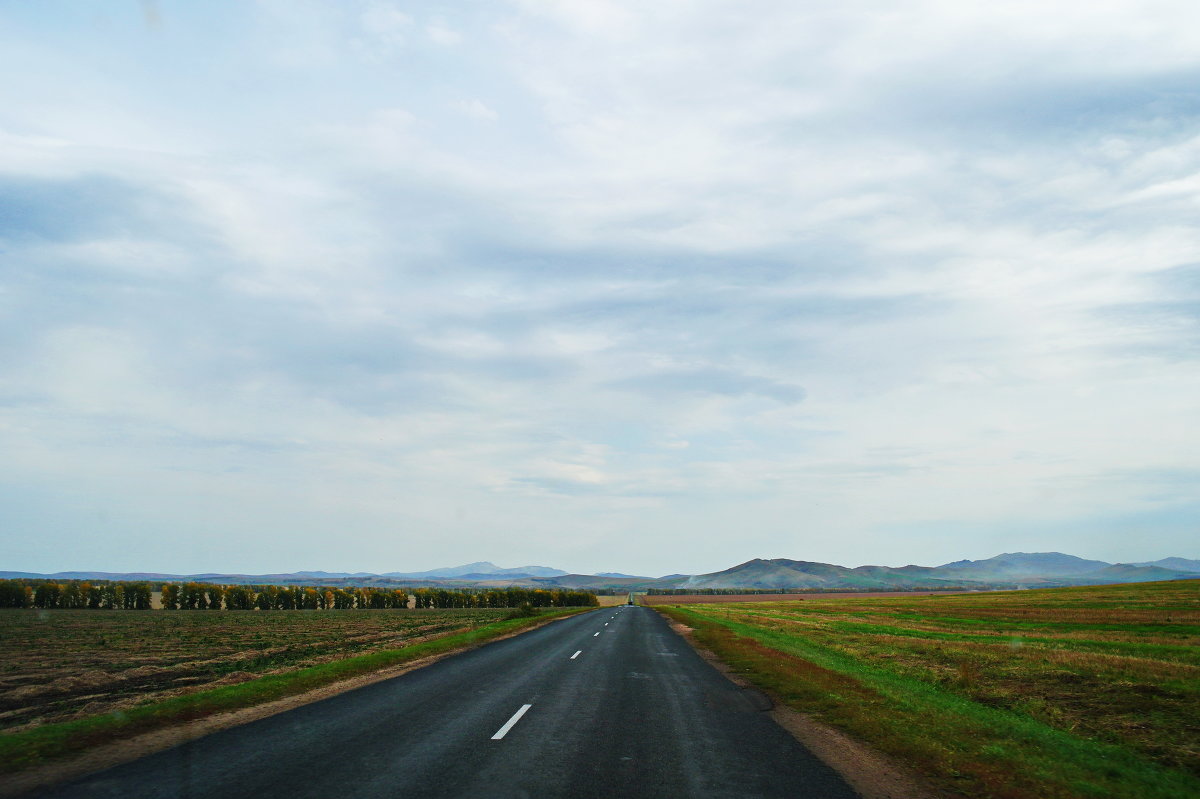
[658, 603, 1200, 799]
[0, 607, 587, 775]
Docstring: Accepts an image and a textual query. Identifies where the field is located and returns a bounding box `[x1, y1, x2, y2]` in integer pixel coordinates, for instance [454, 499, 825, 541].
[657, 580, 1200, 799]
[0, 608, 514, 734]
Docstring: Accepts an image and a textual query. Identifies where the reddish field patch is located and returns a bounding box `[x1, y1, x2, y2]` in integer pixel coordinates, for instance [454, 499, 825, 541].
[640, 590, 968, 605]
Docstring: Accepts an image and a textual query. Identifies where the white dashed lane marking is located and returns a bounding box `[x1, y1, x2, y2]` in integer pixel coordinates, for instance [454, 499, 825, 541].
[491, 705, 532, 740]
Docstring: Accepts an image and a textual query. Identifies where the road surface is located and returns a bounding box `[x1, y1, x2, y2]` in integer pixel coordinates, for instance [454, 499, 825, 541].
[42, 606, 858, 798]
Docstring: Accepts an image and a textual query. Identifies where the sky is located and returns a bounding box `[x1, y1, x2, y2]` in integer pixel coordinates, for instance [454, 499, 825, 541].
[1, 1, 1198, 577]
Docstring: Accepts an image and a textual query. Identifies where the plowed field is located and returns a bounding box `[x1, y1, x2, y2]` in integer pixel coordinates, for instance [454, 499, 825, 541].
[0, 608, 509, 732]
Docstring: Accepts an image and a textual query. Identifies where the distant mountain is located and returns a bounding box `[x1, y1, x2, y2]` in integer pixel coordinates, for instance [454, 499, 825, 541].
[1132, 557, 1200, 573]
[1079, 564, 1199, 583]
[935, 552, 1111, 579]
[382, 562, 568, 579]
[680, 558, 966, 591]
[4, 551, 1196, 592]
[683, 559, 839, 590]
[9, 571, 190, 581]
[663, 552, 1200, 592]
[545, 574, 660, 590]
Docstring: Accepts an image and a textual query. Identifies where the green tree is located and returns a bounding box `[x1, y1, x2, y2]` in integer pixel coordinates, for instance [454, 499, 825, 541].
[225, 586, 255, 610]
[0, 580, 32, 608]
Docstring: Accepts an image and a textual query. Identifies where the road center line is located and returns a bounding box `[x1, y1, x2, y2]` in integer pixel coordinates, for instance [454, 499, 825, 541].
[593, 632, 600, 636]
[491, 704, 532, 740]
[571, 650, 581, 660]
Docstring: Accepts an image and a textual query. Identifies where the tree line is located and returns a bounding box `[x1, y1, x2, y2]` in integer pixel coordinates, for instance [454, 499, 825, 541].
[163, 584, 598, 609]
[412, 587, 599, 609]
[0, 580, 152, 609]
[0, 579, 598, 610]
[160, 583, 414, 610]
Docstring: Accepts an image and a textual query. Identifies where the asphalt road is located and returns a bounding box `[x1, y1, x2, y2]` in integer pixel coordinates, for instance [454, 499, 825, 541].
[43, 606, 858, 798]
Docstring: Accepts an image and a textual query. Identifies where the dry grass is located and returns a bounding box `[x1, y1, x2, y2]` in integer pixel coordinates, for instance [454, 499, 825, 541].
[659, 580, 1200, 799]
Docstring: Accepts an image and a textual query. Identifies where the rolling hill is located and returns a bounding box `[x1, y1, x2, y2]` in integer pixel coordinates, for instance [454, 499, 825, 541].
[381, 562, 568, 579]
[935, 552, 1112, 580]
[4, 552, 1198, 592]
[1132, 557, 1200, 573]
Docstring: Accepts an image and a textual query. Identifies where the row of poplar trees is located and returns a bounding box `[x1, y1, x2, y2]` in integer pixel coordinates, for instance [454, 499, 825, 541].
[0, 580, 153, 609]
[161, 584, 599, 610]
[415, 587, 599, 609]
[160, 583, 412, 610]
[0, 579, 598, 610]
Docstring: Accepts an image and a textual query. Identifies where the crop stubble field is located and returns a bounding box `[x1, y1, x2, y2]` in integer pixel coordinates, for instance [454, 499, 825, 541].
[0, 608, 512, 734]
[641, 590, 966, 604]
[658, 580, 1199, 799]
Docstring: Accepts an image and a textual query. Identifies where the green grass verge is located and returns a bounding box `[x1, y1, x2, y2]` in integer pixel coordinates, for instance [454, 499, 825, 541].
[0, 607, 589, 775]
[659, 605, 1200, 799]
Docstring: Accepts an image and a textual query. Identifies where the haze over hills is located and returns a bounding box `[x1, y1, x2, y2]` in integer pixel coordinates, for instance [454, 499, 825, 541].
[380, 562, 568, 579]
[934, 552, 1113, 579]
[3, 552, 1198, 592]
[670, 553, 1200, 591]
[1133, 557, 1200, 572]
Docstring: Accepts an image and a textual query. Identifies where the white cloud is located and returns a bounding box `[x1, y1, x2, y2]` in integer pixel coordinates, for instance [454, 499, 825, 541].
[426, 19, 462, 46]
[452, 98, 499, 122]
[1, 1, 1198, 574]
[360, 1, 411, 44]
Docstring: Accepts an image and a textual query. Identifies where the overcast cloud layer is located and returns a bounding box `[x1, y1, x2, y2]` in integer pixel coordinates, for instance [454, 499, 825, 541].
[1, 1, 1198, 576]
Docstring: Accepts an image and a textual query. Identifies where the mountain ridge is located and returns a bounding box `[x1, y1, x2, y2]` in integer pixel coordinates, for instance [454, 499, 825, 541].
[381, 562, 568, 579]
[3, 552, 1197, 591]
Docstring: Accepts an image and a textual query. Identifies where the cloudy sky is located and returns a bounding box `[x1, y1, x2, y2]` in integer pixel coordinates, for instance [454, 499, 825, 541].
[1, 1, 1198, 577]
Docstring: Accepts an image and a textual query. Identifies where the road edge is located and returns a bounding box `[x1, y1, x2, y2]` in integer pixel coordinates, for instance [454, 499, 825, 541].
[654, 607, 935, 799]
[0, 609, 592, 799]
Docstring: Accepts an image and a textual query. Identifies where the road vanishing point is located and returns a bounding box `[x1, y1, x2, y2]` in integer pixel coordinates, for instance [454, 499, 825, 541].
[43, 606, 858, 798]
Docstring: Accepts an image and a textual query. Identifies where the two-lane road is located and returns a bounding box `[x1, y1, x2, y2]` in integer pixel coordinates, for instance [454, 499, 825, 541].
[43, 607, 857, 798]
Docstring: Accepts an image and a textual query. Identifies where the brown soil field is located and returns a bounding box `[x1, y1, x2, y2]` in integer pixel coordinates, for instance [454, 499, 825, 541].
[640, 590, 970, 605]
[0, 608, 510, 733]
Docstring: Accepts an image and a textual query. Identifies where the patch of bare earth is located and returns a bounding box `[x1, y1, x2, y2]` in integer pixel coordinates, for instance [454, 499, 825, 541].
[0, 611, 488, 734]
[640, 590, 968, 605]
[663, 617, 934, 799]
